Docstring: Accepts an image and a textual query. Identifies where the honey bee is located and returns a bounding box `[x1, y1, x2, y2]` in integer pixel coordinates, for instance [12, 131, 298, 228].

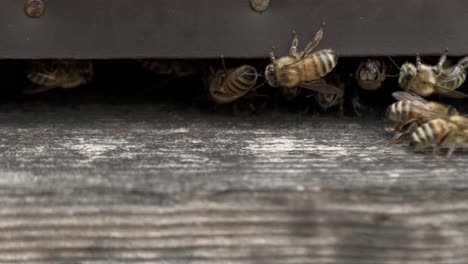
[311, 74, 345, 116]
[25, 60, 93, 94]
[265, 22, 342, 96]
[410, 115, 468, 158]
[207, 65, 259, 104]
[386, 91, 459, 139]
[139, 59, 200, 77]
[356, 59, 387, 90]
[399, 50, 468, 98]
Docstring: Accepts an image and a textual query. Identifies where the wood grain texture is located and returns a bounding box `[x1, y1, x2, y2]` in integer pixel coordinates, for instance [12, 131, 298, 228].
[0, 101, 467, 263]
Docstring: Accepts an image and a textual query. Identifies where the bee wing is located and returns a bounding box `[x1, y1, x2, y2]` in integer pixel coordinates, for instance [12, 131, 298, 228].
[406, 102, 454, 120]
[392, 91, 428, 103]
[301, 23, 325, 58]
[300, 80, 344, 95]
[433, 84, 468, 98]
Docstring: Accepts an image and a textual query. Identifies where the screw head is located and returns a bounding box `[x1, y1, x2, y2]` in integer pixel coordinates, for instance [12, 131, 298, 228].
[25, 0, 45, 18]
[250, 0, 270, 12]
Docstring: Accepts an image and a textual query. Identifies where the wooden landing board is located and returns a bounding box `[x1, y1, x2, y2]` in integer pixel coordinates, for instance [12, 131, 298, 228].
[0, 101, 466, 263]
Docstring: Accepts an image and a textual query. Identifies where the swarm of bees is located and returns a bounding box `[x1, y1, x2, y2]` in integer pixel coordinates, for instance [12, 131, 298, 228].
[19, 22, 468, 157]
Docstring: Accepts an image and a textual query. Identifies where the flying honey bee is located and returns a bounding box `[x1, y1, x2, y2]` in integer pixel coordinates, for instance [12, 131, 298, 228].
[265, 22, 342, 96]
[399, 50, 468, 98]
[410, 115, 468, 158]
[25, 60, 94, 94]
[355, 59, 388, 90]
[386, 91, 459, 139]
[207, 64, 259, 104]
[139, 59, 201, 77]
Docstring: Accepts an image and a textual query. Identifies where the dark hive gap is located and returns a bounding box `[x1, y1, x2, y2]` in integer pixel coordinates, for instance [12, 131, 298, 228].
[0, 57, 467, 117]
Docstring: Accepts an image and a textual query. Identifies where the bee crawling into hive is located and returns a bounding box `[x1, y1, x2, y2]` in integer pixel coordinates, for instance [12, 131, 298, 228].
[355, 58, 389, 91]
[385, 91, 459, 141]
[25, 60, 94, 94]
[205, 57, 268, 114]
[304, 73, 345, 117]
[399, 49, 468, 98]
[265, 22, 343, 100]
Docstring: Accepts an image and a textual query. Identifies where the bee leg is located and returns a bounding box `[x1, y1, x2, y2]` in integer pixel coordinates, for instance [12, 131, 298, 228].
[416, 53, 423, 71]
[387, 132, 406, 145]
[351, 96, 367, 117]
[338, 96, 345, 119]
[432, 145, 441, 158]
[446, 147, 455, 159]
[436, 48, 449, 73]
[289, 31, 299, 58]
[396, 120, 418, 135]
[269, 47, 277, 65]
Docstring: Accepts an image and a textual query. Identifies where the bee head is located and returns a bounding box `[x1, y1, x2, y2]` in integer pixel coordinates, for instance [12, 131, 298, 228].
[364, 60, 378, 75]
[399, 62, 416, 87]
[265, 64, 279, 87]
[315, 92, 340, 110]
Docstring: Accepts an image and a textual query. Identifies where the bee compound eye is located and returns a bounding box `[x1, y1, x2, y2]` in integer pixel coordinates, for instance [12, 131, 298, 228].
[267, 65, 275, 73]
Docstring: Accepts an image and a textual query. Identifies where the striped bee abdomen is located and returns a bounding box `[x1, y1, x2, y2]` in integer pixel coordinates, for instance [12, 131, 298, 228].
[26, 72, 55, 87]
[444, 71, 466, 91]
[302, 49, 337, 79]
[410, 118, 450, 150]
[209, 65, 258, 104]
[386, 101, 412, 122]
[225, 66, 258, 93]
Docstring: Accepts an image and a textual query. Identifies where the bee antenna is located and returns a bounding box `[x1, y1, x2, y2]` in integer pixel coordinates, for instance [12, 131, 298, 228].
[387, 56, 400, 70]
[252, 78, 268, 91]
[242, 72, 265, 78]
[220, 55, 227, 73]
[385, 74, 400, 78]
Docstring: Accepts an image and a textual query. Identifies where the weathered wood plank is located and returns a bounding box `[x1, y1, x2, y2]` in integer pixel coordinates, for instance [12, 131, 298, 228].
[1, 191, 468, 263]
[0, 101, 467, 263]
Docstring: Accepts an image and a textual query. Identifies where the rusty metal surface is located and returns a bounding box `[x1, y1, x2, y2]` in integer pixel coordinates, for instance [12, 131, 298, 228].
[1, 0, 468, 58]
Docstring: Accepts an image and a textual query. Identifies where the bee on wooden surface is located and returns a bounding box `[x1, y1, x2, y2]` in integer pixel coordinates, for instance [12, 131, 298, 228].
[207, 64, 259, 104]
[139, 59, 201, 77]
[386, 91, 459, 139]
[399, 50, 468, 98]
[25, 60, 93, 94]
[355, 59, 387, 91]
[410, 115, 468, 158]
[265, 22, 342, 96]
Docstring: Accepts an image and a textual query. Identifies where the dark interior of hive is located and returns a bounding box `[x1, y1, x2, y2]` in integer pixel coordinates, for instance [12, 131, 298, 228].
[1, 57, 467, 116]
